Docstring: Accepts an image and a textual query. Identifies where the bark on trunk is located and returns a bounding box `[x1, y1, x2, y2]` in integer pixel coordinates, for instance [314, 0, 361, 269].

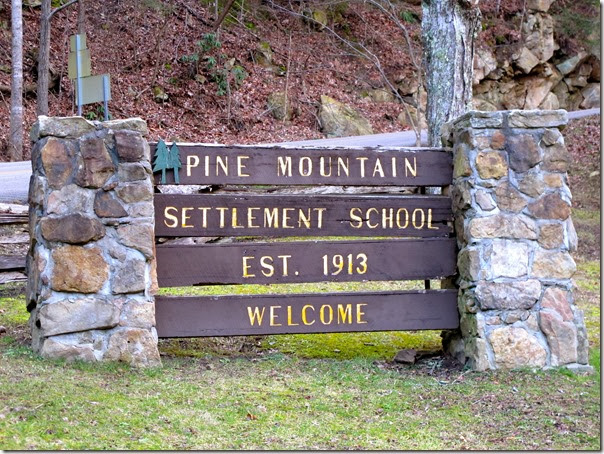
[77, 0, 86, 34]
[37, 0, 51, 116]
[421, 0, 480, 147]
[9, 0, 23, 161]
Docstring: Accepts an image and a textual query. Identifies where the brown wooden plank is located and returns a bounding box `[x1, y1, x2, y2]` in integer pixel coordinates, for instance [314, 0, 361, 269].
[155, 289, 459, 337]
[0, 255, 26, 271]
[154, 193, 453, 238]
[156, 238, 456, 287]
[151, 144, 453, 186]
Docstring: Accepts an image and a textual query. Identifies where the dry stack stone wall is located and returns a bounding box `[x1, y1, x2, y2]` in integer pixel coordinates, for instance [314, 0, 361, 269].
[444, 110, 590, 372]
[26, 116, 160, 367]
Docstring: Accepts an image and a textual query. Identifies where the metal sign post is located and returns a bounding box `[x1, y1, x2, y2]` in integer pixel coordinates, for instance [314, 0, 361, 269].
[75, 34, 83, 116]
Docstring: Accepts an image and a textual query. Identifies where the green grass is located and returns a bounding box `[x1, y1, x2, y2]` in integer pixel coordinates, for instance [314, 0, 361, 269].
[0, 276, 600, 450]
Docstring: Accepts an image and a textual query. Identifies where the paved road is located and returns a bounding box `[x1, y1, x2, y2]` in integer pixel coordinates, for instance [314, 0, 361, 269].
[1, 108, 599, 204]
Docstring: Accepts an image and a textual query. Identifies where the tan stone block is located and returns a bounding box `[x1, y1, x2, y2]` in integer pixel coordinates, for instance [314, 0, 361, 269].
[490, 131, 506, 150]
[541, 287, 573, 321]
[38, 298, 121, 336]
[75, 137, 117, 188]
[476, 279, 542, 310]
[543, 173, 563, 188]
[538, 223, 564, 249]
[489, 326, 547, 369]
[476, 151, 508, 179]
[115, 181, 153, 203]
[495, 182, 528, 212]
[470, 214, 538, 240]
[41, 137, 76, 189]
[117, 223, 155, 259]
[532, 249, 576, 279]
[41, 213, 105, 244]
[528, 193, 571, 220]
[104, 327, 161, 367]
[51, 245, 108, 293]
[539, 310, 578, 366]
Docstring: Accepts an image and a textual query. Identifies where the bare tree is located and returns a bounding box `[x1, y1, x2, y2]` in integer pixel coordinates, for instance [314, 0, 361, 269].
[37, 0, 78, 116]
[9, 0, 23, 161]
[421, 0, 480, 147]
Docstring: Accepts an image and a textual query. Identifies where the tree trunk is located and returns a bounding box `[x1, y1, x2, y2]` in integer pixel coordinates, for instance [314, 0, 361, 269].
[9, 0, 23, 161]
[37, 0, 51, 116]
[421, 0, 480, 147]
[77, 0, 86, 34]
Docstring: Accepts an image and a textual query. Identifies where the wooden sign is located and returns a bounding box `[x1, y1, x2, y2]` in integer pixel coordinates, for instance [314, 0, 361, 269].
[156, 238, 456, 287]
[154, 193, 453, 237]
[155, 290, 459, 337]
[151, 144, 452, 186]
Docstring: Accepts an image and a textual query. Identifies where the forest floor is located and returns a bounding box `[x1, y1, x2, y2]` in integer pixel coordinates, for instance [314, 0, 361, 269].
[0, 116, 600, 450]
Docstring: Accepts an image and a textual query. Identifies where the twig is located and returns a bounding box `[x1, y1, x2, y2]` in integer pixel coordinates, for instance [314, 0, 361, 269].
[48, 0, 78, 20]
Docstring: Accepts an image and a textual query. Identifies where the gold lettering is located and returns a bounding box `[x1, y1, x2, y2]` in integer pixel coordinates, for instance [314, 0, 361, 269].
[337, 157, 350, 177]
[277, 156, 292, 177]
[391, 156, 397, 177]
[319, 156, 332, 177]
[349, 207, 363, 229]
[198, 207, 210, 228]
[427, 208, 439, 230]
[298, 209, 311, 229]
[337, 304, 352, 324]
[264, 208, 279, 228]
[216, 207, 228, 228]
[182, 207, 194, 228]
[412, 208, 425, 229]
[278, 255, 291, 276]
[302, 305, 315, 325]
[269, 306, 282, 326]
[186, 155, 199, 177]
[260, 256, 274, 277]
[320, 305, 334, 325]
[237, 155, 250, 177]
[366, 207, 379, 229]
[372, 158, 385, 178]
[231, 208, 244, 228]
[299, 157, 312, 177]
[247, 207, 260, 228]
[396, 208, 409, 229]
[247, 306, 265, 326]
[282, 208, 294, 228]
[216, 155, 228, 176]
[404, 157, 417, 177]
[204, 155, 210, 177]
[242, 256, 255, 278]
[356, 303, 368, 324]
[356, 157, 368, 178]
[287, 306, 299, 326]
[164, 206, 178, 228]
[314, 208, 326, 229]
[382, 208, 394, 229]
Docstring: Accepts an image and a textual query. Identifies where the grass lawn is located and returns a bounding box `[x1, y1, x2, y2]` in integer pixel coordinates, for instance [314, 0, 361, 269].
[0, 117, 600, 450]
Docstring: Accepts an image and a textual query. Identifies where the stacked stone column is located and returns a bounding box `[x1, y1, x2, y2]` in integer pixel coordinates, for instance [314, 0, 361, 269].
[26, 116, 160, 367]
[444, 110, 590, 371]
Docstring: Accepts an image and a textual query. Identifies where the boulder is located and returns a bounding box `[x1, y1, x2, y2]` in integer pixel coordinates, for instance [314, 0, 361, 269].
[513, 47, 540, 74]
[398, 104, 427, 131]
[473, 47, 498, 84]
[267, 91, 293, 121]
[319, 95, 373, 138]
[522, 13, 557, 64]
[527, 0, 555, 12]
[556, 52, 589, 76]
[580, 83, 600, 109]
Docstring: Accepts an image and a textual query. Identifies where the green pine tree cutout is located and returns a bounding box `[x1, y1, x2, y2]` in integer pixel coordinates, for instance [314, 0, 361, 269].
[153, 139, 170, 184]
[168, 143, 182, 184]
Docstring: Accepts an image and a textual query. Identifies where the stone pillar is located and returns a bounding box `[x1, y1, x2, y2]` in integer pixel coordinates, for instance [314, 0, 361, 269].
[26, 116, 161, 367]
[445, 110, 590, 371]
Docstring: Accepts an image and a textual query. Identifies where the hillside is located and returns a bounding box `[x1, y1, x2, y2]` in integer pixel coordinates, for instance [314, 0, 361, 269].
[0, 0, 600, 160]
